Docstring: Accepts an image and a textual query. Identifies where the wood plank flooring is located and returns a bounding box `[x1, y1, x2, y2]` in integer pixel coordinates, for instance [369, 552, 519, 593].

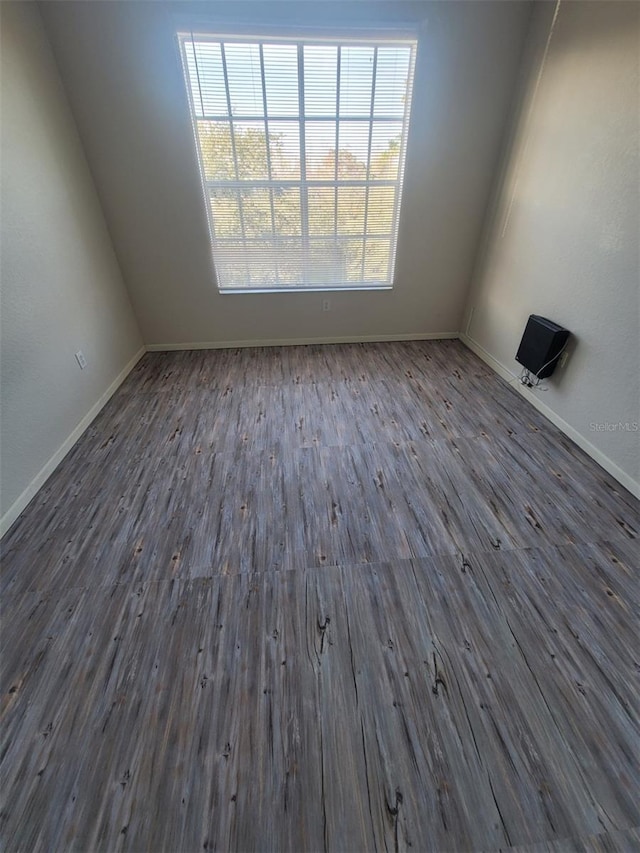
[1, 340, 638, 852]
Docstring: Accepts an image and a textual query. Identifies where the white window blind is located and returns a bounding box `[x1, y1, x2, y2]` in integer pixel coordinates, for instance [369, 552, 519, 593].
[178, 32, 416, 291]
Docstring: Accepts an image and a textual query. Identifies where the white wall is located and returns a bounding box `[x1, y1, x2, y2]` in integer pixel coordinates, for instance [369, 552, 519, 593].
[0, 2, 144, 532]
[41, 1, 532, 348]
[463, 0, 640, 496]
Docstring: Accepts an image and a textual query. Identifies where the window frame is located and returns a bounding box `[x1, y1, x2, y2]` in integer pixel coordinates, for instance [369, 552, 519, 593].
[178, 29, 417, 293]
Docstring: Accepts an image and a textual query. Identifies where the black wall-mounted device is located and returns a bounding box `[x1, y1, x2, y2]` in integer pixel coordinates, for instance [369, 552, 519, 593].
[516, 315, 570, 379]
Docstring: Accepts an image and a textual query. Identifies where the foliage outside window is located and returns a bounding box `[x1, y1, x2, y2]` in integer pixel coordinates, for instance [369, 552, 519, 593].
[179, 33, 416, 291]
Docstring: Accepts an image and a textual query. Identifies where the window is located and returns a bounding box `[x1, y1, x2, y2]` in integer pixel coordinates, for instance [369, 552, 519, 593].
[178, 32, 416, 292]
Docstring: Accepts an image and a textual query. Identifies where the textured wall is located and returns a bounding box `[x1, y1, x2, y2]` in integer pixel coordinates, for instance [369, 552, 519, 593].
[0, 2, 143, 529]
[464, 0, 639, 493]
[41, 1, 531, 347]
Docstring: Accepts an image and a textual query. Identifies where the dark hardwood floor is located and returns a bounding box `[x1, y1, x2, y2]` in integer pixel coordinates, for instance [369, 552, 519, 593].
[1, 340, 638, 852]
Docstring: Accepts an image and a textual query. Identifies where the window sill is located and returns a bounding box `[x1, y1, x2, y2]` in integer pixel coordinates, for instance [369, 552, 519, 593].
[218, 285, 393, 295]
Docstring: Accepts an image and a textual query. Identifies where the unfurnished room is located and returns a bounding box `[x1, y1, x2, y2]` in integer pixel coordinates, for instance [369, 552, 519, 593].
[0, 1, 639, 851]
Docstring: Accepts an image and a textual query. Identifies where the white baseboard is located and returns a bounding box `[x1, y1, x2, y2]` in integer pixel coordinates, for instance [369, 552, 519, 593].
[146, 331, 459, 351]
[460, 333, 640, 499]
[0, 346, 146, 538]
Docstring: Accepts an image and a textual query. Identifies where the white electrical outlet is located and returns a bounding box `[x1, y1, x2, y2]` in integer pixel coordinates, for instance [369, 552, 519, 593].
[75, 351, 87, 370]
[322, 299, 331, 312]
